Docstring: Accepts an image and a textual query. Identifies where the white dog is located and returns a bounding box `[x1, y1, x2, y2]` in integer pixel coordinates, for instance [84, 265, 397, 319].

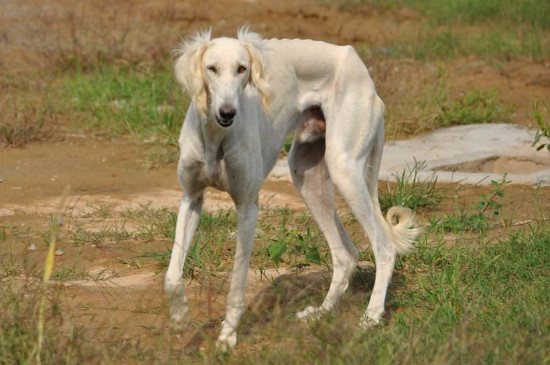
[165, 27, 421, 350]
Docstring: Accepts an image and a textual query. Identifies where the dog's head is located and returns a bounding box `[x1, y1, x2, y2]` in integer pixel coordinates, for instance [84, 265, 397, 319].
[174, 27, 271, 128]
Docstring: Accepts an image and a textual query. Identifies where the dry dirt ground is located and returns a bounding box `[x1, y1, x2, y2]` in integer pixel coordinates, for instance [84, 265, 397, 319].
[1, 0, 549, 359]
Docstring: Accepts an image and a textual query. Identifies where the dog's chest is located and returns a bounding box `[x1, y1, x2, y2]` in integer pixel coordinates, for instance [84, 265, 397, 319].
[201, 160, 221, 185]
[198, 146, 226, 190]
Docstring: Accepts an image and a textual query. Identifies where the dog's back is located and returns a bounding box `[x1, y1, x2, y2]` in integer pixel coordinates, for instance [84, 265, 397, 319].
[265, 38, 376, 110]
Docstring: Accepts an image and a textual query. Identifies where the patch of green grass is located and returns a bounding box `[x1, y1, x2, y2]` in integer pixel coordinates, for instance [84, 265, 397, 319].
[379, 161, 446, 211]
[395, 26, 549, 61]
[328, 0, 550, 29]
[0, 282, 47, 364]
[187, 210, 237, 276]
[430, 175, 509, 234]
[137, 207, 332, 277]
[0, 267, 107, 363]
[410, 84, 513, 133]
[2, 198, 549, 363]
[532, 101, 550, 152]
[267, 228, 328, 269]
[198, 209, 238, 232]
[50, 264, 88, 282]
[257, 208, 330, 269]
[183, 236, 227, 279]
[136, 207, 178, 242]
[381, 61, 449, 137]
[437, 89, 514, 127]
[82, 202, 113, 219]
[351, 1, 550, 60]
[64, 203, 179, 247]
[384, 67, 513, 136]
[134, 250, 172, 269]
[68, 222, 132, 246]
[137, 209, 235, 279]
[0, 108, 51, 147]
[463, 27, 548, 61]
[134, 209, 237, 277]
[65, 65, 187, 145]
[221, 222, 549, 364]
[396, 29, 460, 60]
[405, 0, 550, 29]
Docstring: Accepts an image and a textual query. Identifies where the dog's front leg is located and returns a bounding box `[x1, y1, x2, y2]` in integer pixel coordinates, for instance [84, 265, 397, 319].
[216, 200, 259, 351]
[165, 192, 203, 329]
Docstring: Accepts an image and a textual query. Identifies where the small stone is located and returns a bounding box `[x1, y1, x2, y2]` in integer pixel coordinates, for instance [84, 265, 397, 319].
[28, 244, 37, 251]
[54, 249, 64, 256]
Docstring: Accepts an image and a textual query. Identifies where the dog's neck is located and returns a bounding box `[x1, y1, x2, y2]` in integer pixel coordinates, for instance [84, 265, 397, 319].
[199, 114, 230, 183]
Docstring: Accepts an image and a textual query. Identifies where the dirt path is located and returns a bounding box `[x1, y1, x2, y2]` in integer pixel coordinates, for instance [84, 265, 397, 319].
[0, 137, 302, 216]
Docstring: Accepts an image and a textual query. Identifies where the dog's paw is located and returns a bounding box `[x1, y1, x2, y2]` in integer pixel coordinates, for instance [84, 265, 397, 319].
[216, 333, 237, 352]
[169, 305, 191, 331]
[296, 306, 326, 322]
[359, 315, 380, 330]
[168, 290, 191, 330]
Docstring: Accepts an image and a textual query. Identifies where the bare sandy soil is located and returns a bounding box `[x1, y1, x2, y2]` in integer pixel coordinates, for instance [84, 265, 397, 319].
[1, 0, 549, 357]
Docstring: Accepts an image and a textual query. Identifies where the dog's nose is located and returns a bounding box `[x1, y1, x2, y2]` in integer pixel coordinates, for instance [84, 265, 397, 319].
[219, 104, 236, 121]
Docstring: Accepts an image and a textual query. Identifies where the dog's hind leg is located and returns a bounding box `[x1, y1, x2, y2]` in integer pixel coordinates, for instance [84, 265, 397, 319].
[326, 144, 396, 327]
[165, 192, 204, 328]
[323, 94, 401, 327]
[288, 137, 358, 322]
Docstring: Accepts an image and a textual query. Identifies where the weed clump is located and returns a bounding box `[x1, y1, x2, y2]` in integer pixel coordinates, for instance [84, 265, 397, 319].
[436, 89, 513, 127]
[430, 174, 509, 234]
[532, 101, 550, 152]
[379, 161, 446, 212]
[0, 109, 51, 147]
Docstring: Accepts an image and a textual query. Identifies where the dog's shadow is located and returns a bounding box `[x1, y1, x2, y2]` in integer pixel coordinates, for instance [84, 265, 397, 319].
[248, 266, 375, 316]
[182, 266, 405, 350]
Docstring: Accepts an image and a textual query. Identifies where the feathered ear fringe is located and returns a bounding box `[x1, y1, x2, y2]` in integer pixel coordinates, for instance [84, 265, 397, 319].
[237, 26, 271, 113]
[174, 29, 212, 117]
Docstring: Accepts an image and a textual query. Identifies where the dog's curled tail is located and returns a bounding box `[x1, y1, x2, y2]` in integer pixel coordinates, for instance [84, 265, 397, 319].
[384, 206, 423, 255]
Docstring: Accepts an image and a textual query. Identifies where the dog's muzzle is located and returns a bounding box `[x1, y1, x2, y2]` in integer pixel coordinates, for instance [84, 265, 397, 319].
[217, 104, 236, 127]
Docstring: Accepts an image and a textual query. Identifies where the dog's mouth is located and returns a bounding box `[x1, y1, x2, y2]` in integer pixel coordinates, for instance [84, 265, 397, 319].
[216, 117, 234, 128]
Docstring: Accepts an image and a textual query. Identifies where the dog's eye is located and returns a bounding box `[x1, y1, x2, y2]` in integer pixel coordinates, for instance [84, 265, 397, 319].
[207, 65, 217, 74]
[237, 65, 247, 74]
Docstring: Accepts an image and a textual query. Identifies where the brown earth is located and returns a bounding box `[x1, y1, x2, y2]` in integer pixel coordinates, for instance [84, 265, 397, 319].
[1, 0, 549, 359]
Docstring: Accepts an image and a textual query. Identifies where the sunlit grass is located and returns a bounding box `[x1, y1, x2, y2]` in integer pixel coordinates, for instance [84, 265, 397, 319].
[392, 26, 549, 61]
[66, 65, 187, 141]
[347, 0, 550, 61]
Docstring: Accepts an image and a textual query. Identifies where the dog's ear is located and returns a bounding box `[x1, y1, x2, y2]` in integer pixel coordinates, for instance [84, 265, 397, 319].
[174, 29, 212, 117]
[238, 27, 271, 113]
